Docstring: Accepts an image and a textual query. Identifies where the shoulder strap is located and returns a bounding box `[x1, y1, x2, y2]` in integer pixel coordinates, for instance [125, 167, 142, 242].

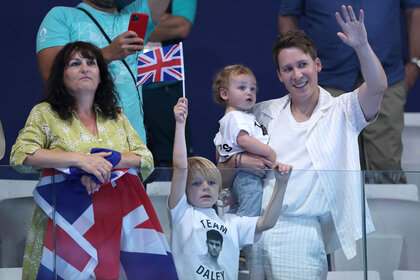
[76, 7, 139, 90]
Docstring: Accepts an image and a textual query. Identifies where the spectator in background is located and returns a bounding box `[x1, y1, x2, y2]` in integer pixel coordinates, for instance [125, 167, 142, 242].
[36, 0, 171, 144]
[278, 0, 420, 182]
[142, 0, 197, 167]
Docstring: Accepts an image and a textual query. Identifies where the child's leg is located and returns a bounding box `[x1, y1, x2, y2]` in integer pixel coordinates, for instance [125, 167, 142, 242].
[229, 171, 263, 216]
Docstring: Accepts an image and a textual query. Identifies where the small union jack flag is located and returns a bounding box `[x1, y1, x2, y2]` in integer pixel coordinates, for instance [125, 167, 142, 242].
[136, 43, 184, 87]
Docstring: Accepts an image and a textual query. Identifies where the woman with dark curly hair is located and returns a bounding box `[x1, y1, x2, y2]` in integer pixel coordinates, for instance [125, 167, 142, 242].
[43, 40, 122, 122]
[9, 42, 178, 279]
[12, 41, 153, 189]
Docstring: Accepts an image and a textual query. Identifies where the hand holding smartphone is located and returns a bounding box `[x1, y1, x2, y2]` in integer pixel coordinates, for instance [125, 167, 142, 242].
[128, 13, 149, 46]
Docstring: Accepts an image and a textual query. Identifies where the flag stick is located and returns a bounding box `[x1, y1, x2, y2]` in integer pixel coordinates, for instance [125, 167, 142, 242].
[179, 42, 186, 98]
[179, 42, 187, 118]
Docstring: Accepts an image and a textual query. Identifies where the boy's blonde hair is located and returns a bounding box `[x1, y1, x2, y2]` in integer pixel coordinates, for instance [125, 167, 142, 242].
[212, 64, 257, 106]
[187, 156, 222, 192]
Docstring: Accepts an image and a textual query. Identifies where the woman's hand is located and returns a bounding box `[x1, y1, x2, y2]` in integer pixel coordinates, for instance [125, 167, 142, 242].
[81, 175, 101, 195]
[77, 152, 113, 183]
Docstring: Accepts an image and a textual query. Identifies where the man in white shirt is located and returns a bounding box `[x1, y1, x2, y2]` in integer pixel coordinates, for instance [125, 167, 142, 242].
[218, 5, 386, 279]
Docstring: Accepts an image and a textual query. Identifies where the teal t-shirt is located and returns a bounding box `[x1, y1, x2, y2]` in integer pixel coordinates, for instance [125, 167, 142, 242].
[36, 1, 156, 143]
[172, 0, 197, 24]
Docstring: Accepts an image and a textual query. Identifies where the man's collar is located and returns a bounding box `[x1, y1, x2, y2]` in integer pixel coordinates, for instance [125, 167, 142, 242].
[317, 86, 334, 111]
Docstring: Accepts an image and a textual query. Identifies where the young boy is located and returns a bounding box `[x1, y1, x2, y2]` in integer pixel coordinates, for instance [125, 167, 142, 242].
[169, 97, 292, 280]
[212, 65, 278, 216]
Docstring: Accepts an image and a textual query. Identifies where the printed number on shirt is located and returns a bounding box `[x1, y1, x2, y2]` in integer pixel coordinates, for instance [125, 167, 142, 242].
[218, 144, 232, 153]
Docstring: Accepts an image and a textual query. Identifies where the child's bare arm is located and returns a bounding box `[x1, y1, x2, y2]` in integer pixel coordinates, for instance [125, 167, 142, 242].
[169, 98, 189, 209]
[237, 130, 277, 163]
[255, 166, 292, 233]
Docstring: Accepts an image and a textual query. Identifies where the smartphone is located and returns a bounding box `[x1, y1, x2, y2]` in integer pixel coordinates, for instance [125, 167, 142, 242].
[128, 13, 149, 46]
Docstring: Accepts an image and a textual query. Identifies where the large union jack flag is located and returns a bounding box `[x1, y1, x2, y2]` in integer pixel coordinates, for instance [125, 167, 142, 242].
[33, 149, 178, 279]
[136, 43, 184, 86]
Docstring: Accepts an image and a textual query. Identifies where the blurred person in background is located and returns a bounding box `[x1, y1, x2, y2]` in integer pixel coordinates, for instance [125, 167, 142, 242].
[36, 0, 171, 143]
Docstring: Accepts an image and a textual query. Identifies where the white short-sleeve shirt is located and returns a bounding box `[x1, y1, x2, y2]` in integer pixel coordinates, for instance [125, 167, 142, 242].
[170, 195, 260, 280]
[214, 111, 269, 162]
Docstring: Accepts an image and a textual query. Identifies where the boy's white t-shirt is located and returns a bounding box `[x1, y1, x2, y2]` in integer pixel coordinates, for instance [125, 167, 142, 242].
[170, 195, 261, 280]
[214, 111, 269, 162]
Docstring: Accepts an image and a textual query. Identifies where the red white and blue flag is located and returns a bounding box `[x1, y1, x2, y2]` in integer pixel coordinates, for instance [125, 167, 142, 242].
[33, 149, 178, 279]
[136, 43, 184, 87]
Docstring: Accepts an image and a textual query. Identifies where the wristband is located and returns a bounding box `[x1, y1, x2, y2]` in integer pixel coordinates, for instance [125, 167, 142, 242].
[234, 154, 239, 168]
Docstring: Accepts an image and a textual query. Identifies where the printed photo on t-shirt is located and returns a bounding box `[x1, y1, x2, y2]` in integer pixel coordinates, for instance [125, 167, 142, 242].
[196, 229, 226, 279]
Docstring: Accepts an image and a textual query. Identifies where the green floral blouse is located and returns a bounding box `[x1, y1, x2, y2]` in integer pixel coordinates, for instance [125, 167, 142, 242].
[10, 102, 154, 279]
[11, 102, 153, 168]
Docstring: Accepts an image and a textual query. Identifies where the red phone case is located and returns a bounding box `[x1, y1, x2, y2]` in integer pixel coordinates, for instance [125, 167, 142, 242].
[128, 13, 149, 45]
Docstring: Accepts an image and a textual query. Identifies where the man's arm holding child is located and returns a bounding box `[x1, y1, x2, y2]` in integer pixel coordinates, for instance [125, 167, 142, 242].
[217, 151, 272, 188]
[237, 131, 277, 163]
[335, 5, 387, 122]
[168, 98, 189, 209]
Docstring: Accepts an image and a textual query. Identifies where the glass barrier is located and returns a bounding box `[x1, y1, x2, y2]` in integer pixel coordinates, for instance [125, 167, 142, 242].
[361, 171, 420, 280]
[0, 165, 41, 279]
[1, 166, 419, 280]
